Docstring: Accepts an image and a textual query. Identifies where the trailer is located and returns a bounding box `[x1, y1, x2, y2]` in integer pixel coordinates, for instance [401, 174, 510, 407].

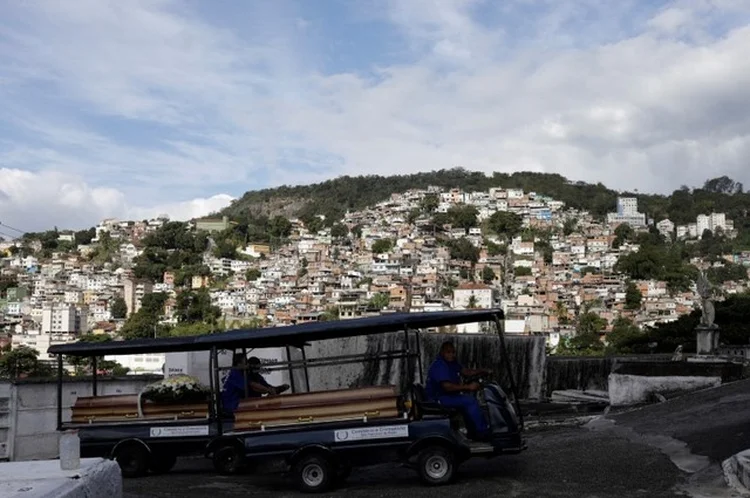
[47, 308, 526, 492]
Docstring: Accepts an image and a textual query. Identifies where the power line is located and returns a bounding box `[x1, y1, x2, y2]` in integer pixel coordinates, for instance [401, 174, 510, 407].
[0, 222, 26, 235]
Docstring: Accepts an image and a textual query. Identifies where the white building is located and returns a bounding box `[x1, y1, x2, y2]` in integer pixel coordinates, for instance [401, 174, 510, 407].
[607, 197, 646, 227]
[41, 304, 86, 334]
[452, 282, 496, 309]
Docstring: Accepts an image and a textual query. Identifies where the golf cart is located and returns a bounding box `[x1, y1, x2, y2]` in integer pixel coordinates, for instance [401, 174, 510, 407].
[47, 308, 525, 492]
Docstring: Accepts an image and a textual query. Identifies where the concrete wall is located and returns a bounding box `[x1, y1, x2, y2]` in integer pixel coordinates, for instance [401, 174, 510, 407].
[608, 373, 721, 407]
[3, 377, 158, 461]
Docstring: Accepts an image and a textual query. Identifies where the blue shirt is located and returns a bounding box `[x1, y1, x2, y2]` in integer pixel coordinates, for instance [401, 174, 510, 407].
[220, 368, 245, 412]
[425, 356, 463, 399]
[220, 368, 274, 413]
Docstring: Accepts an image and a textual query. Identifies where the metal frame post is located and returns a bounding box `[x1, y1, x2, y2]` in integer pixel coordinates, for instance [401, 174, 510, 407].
[299, 346, 311, 393]
[493, 314, 523, 429]
[211, 347, 223, 434]
[91, 356, 98, 396]
[415, 328, 424, 385]
[56, 355, 63, 431]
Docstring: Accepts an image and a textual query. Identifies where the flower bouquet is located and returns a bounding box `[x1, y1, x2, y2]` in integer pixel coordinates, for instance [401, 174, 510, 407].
[140, 375, 210, 404]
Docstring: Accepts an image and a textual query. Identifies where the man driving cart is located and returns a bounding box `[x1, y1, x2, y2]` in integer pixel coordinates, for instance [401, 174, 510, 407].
[425, 341, 492, 441]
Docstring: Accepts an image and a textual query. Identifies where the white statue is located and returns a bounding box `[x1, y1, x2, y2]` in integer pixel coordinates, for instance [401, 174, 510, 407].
[696, 271, 717, 328]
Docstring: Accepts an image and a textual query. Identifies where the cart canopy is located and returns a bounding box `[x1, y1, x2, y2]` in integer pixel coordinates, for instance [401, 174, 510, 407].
[47, 308, 504, 357]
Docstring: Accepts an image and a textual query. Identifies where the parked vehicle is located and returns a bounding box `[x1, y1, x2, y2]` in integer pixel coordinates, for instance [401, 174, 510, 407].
[48, 308, 525, 492]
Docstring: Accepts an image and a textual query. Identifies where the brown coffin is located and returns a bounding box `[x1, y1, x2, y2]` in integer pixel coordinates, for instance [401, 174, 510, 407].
[238, 385, 398, 411]
[233, 386, 402, 430]
[71, 395, 139, 423]
[141, 400, 209, 420]
[70, 394, 209, 423]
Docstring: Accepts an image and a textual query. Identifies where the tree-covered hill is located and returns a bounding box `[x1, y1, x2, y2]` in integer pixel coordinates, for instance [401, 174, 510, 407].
[218, 167, 750, 245]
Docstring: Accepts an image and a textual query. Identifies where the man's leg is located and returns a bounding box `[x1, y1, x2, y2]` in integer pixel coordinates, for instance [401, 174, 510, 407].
[437, 394, 490, 438]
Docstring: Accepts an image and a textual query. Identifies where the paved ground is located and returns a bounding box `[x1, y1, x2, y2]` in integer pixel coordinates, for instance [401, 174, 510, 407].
[123, 379, 750, 498]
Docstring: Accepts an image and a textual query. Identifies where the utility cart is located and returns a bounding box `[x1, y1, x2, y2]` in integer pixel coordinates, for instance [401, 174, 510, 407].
[47, 308, 526, 492]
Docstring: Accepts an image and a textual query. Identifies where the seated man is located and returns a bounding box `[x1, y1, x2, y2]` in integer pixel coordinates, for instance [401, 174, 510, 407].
[425, 341, 492, 440]
[244, 356, 290, 398]
[220, 354, 290, 417]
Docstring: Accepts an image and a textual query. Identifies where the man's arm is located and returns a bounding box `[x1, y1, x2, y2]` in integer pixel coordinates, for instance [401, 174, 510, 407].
[248, 381, 277, 395]
[434, 362, 480, 393]
[460, 367, 492, 377]
[439, 380, 480, 393]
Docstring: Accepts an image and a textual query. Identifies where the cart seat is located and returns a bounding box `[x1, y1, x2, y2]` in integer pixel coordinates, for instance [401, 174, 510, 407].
[411, 384, 461, 417]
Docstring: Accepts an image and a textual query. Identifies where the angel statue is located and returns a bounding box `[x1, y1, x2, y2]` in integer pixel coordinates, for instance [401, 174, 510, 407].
[695, 271, 717, 328]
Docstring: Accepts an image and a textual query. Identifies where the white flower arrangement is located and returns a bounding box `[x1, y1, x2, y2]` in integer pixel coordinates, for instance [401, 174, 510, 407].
[141, 374, 210, 404]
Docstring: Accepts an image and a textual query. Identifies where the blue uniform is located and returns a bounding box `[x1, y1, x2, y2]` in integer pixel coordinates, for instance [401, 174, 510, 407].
[425, 355, 489, 436]
[220, 368, 273, 414]
[220, 368, 246, 413]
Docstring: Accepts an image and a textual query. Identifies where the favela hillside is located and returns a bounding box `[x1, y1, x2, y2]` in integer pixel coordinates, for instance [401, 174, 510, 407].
[2, 168, 750, 379]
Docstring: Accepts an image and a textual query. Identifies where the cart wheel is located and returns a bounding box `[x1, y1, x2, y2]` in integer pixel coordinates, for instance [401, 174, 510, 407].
[213, 445, 243, 475]
[113, 444, 150, 478]
[293, 454, 334, 493]
[416, 446, 455, 486]
[149, 452, 177, 474]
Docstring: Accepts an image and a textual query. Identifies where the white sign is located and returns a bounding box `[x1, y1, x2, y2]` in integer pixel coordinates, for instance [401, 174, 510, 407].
[149, 425, 209, 438]
[334, 425, 409, 442]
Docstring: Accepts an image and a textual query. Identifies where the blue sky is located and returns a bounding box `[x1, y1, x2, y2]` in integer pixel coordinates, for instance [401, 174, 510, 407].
[2, 0, 750, 231]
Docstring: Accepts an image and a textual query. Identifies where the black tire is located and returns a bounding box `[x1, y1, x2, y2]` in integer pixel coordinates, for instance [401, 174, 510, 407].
[213, 444, 244, 475]
[292, 454, 335, 493]
[149, 452, 177, 474]
[113, 444, 150, 478]
[416, 446, 455, 486]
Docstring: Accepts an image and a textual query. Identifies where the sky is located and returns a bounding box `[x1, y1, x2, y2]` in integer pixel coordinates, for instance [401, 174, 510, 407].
[2, 0, 750, 233]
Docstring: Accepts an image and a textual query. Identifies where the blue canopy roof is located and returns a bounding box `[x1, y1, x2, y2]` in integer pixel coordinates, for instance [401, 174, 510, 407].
[47, 308, 504, 356]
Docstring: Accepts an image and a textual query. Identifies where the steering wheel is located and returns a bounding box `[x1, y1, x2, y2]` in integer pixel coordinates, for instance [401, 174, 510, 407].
[463, 373, 488, 385]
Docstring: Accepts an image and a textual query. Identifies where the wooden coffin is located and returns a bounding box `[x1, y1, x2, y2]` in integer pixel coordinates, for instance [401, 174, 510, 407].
[233, 386, 402, 430]
[70, 394, 209, 423]
[141, 400, 209, 420]
[71, 394, 139, 423]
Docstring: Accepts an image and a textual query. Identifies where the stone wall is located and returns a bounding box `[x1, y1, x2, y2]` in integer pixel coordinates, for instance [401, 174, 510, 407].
[4, 377, 158, 461]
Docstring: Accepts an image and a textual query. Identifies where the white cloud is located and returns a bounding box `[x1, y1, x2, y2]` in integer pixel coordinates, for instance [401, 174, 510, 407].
[0, 169, 233, 232]
[1, 0, 750, 231]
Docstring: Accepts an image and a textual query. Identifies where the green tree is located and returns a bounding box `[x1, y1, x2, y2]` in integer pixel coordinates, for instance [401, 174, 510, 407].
[268, 215, 292, 239]
[487, 211, 523, 239]
[119, 292, 170, 340]
[371, 239, 393, 254]
[330, 223, 349, 239]
[605, 317, 644, 354]
[612, 223, 635, 248]
[514, 266, 532, 277]
[74, 228, 96, 245]
[0, 346, 52, 378]
[110, 297, 128, 319]
[447, 238, 480, 263]
[562, 218, 578, 236]
[624, 281, 643, 310]
[175, 288, 222, 325]
[481, 266, 496, 284]
[447, 204, 479, 229]
[245, 268, 261, 281]
[368, 292, 390, 309]
[420, 194, 439, 213]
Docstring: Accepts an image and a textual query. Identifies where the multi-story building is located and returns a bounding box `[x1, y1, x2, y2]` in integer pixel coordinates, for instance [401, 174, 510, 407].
[606, 197, 646, 227]
[41, 303, 87, 334]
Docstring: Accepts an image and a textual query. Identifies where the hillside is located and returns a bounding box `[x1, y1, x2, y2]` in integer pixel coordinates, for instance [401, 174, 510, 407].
[218, 168, 750, 239]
